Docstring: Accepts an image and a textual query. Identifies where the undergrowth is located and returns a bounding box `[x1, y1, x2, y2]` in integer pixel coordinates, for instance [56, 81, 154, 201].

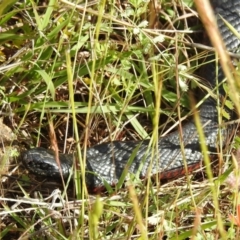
[0, 0, 239, 239]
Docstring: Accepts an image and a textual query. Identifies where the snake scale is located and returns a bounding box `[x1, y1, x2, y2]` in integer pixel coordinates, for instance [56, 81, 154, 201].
[22, 0, 239, 190]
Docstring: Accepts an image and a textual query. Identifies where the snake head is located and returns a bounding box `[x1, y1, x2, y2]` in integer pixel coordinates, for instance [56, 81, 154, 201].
[22, 147, 72, 178]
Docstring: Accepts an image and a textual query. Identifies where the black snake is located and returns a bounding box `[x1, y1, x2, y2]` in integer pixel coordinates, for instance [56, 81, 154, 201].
[22, 0, 239, 190]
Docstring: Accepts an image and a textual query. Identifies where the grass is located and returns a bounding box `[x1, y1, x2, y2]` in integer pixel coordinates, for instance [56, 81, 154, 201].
[0, 0, 239, 239]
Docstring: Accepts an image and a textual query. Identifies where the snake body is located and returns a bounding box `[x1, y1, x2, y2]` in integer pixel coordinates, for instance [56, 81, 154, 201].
[22, 0, 239, 190]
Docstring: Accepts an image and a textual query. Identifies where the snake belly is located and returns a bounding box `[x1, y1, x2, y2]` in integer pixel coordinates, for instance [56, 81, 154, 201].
[22, 0, 239, 190]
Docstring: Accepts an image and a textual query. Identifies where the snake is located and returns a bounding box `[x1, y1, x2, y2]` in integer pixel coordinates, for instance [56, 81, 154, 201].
[22, 0, 239, 191]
